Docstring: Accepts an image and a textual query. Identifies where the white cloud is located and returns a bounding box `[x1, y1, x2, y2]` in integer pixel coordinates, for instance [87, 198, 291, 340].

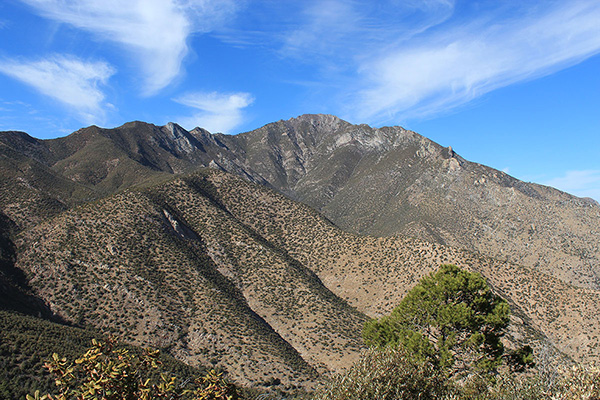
[0, 55, 114, 124]
[280, 0, 455, 62]
[352, 0, 600, 123]
[20, 0, 238, 95]
[173, 91, 254, 134]
[544, 170, 600, 202]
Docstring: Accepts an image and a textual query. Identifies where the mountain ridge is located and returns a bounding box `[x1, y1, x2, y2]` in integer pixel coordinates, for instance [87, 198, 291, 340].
[4, 114, 597, 290]
[10, 168, 600, 388]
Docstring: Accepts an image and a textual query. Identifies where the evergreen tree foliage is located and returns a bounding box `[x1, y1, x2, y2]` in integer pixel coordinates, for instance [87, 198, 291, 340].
[363, 264, 510, 377]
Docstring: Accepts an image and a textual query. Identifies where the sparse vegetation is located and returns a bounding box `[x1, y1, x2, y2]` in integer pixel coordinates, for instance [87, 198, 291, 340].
[2, 117, 600, 397]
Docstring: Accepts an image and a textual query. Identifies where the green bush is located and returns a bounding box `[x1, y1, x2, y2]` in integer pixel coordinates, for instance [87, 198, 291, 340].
[363, 264, 512, 378]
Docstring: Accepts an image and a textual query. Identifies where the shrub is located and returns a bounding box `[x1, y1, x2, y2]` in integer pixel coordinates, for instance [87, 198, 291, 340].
[27, 337, 237, 400]
[312, 346, 448, 400]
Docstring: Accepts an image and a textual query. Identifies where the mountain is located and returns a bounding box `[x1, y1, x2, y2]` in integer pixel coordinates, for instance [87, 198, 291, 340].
[229, 115, 600, 291]
[1, 115, 600, 393]
[3, 115, 597, 291]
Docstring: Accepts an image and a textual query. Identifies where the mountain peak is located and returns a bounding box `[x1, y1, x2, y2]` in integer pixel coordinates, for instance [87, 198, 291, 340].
[287, 114, 350, 133]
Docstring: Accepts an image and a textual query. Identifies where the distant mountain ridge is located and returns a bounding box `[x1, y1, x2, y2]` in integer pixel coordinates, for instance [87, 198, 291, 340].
[2, 114, 599, 290]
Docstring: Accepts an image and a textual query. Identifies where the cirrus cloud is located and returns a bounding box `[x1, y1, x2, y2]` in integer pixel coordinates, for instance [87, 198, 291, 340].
[352, 0, 600, 123]
[19, 0, 238, 95]
[0, 55, 114, 124]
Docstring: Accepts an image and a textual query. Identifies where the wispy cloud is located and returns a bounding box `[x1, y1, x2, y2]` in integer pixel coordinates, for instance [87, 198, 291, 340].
[173, 91, 254, 134]
[19, 0, 238, 95]
[281, 1, 362, 59]
[0, 55, 114, 124]
[351, 0, 600, 123]
[216, 1, 600, 127]
[544, 170, 600, 202]
[280, 0, 455, 62]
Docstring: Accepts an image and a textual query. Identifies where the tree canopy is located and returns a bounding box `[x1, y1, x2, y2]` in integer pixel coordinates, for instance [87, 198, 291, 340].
[363, 264, 510, 377]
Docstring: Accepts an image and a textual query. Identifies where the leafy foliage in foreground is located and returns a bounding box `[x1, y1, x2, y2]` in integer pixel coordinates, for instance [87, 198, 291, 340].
[0, 311, 204, 400]
[28, 337, 238, 400]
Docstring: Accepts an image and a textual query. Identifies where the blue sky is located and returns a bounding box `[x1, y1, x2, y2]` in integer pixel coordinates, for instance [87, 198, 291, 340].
[0, 0, 599, 201]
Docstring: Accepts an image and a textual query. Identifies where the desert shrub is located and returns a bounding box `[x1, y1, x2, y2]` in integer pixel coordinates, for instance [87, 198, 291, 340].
[312, 346, 448, 400]
[549, 365, 600, 400]
[453, 364, 600, 400]
[315, 350, 600, 400]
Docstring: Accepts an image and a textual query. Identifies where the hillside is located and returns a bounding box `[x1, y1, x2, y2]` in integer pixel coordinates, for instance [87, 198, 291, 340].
[14, 171, 360, 390]
[2, 116, 600, 393]
[10, 168, 600, 394]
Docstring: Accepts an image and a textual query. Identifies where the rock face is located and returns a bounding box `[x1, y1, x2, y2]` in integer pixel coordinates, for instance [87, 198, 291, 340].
[231, 115, 600, 291]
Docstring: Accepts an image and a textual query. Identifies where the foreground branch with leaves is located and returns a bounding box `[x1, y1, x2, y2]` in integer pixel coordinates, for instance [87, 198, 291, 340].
[26, 337, 237, 400]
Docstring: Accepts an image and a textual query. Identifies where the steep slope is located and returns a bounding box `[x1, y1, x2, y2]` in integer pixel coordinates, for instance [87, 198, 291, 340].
[200, 169, 600, 364]
[14, 170, 366, 391]
[3, 116, 598, 293]
[0, 212, 58, 318]
[13, 168, 600, 393]
[44, 122, 223, 194]
[0, 133, 97, 230]
[0, 122, 258, 205]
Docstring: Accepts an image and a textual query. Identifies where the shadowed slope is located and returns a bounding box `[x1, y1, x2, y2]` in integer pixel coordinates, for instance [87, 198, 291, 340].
[15, 170, 368, 390]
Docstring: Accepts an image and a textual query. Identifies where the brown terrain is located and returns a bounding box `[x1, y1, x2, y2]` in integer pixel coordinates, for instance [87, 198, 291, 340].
[1, 115, 599, 393]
